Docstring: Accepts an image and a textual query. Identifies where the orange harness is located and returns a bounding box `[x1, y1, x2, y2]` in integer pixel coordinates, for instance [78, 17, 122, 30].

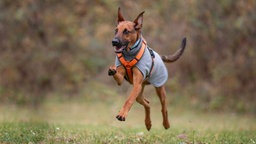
[117, 39, 154, 84]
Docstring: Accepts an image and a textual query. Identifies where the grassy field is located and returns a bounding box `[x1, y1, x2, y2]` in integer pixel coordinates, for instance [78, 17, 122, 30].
[1, 102, 255, 143]
[0, 83, 256, 143]
[1, 121, 255, 144]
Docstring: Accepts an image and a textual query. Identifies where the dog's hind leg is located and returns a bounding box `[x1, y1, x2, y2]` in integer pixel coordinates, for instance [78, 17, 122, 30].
[155, 86, 170, 129]
[136, 85, 152, 131]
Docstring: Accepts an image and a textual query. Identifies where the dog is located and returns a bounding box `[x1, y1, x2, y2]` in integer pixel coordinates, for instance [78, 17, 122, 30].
[108, 7, 186, 131]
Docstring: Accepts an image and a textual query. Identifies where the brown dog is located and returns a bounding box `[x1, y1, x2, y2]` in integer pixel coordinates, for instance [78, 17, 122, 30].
[108, 8, 186, 130]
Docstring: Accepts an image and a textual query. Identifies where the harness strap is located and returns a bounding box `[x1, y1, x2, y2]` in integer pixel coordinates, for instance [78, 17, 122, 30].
[147, 48, 155, 78]
[117, 39, 155, 84]
[117, 40, 146, 84]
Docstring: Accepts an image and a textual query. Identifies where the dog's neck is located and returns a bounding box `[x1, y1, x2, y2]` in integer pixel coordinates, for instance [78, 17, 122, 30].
[126, 31, 141, 51]
[130, 36, 141, 49]
[122, 35, 143, 61]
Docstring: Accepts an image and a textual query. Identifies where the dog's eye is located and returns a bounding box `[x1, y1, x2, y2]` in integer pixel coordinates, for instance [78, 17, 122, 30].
[115, 29, 118, 34]
[123, 29, 130, 35]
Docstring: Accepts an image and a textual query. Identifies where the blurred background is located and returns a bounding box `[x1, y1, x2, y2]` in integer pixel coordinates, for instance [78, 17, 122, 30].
[0, 0, 255, 118]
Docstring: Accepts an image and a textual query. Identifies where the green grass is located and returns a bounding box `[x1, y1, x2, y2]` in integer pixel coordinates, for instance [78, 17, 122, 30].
[0, 83, 255, 143]
[0, 121, 255, 144]
[0, 121, 53, 143]
[1, 101, 255, 144]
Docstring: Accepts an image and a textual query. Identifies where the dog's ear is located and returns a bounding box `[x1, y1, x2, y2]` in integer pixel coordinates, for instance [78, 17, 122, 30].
[118, 7, 125, 24]
[134, 11, 145, 30]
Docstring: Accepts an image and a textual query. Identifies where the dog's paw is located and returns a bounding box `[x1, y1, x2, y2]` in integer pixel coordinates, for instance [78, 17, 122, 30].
[116, 115, 125, 121]
[108, 69, 116, 76]
[108, 66, 117, 76]
[163, 120, 170, 129]
[145, 119, 152, 131]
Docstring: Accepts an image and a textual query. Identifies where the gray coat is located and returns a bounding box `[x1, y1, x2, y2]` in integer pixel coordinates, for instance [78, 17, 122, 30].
[115, 38, 168, 87]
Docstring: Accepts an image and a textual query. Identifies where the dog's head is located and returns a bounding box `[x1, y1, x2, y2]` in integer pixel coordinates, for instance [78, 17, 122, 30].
[112, 8, 145, 53]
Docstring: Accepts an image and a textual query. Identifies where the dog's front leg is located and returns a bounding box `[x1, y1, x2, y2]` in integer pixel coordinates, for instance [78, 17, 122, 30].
[108, 65, 125, 85]
[116, 67, 144, 121]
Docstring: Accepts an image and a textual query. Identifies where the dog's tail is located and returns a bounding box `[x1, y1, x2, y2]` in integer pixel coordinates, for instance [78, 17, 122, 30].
[161, 37, 187, 63]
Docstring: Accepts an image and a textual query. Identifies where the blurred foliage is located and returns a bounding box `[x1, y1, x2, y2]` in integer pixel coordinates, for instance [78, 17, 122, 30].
[0, 0, 255, 113]
[181, 0, 256, 114]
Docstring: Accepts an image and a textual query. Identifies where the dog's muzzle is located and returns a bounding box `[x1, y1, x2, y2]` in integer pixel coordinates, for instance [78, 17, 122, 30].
[112, 38, 128, 53]
[112, 38, 122, 47]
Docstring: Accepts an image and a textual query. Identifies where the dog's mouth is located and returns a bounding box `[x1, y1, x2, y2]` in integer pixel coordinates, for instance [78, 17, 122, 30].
[113, 42, 129, 53]
[114, 45, 126, 53]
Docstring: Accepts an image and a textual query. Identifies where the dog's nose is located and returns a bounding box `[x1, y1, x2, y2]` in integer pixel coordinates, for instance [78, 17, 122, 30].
[112, 38, 121, 47]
